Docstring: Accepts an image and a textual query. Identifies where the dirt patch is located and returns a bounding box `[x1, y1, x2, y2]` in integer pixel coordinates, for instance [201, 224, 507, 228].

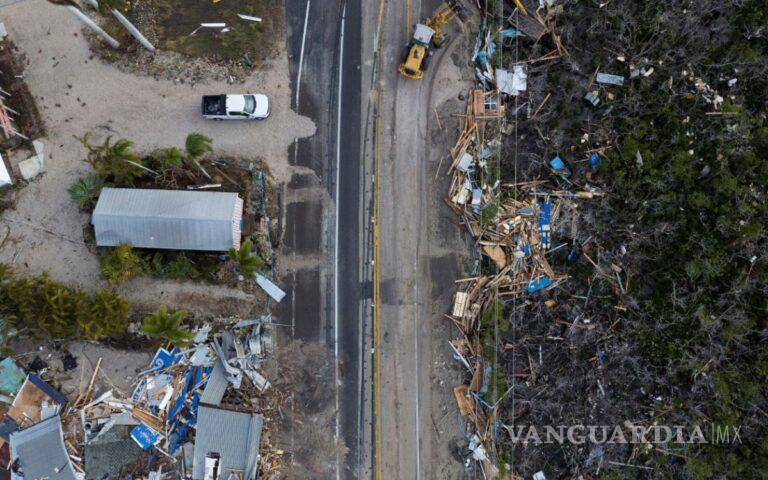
[0, 40, 44, 146]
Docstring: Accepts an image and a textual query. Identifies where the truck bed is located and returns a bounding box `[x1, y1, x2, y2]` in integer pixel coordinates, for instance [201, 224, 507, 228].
[202, 95, 227, 116]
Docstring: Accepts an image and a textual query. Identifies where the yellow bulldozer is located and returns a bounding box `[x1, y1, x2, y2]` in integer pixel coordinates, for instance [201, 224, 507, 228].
[398, 0, 467, 80]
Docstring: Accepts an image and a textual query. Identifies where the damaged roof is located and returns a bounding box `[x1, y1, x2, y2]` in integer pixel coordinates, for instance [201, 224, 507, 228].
[9, 415, 76, 480]
[192, 405, 263, 480]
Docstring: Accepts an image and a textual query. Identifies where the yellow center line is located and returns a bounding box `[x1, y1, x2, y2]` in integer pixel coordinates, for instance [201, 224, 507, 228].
[373, 0, 386, 477]
[406, 0, 412, 40]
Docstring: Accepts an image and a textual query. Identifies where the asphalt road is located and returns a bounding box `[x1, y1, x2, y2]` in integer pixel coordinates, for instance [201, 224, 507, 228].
[374, 0, 466, 478]
[283, 0, 464, 477]
[282, 0, 367, 478]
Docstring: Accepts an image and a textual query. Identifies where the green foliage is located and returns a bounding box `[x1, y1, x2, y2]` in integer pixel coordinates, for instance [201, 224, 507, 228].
[0, 265, 130, 340]
[67, 174, 104, 210]
[100, 243, 143, 284]
[479, 202, 499, 225]
[144, 252, 200, 281]
[151, 147, 184, 171]
[229, 239, 263, 278]
[185, 133, 213, 159]
[77, 135, 145, 185]
[141, 305, 193, 344]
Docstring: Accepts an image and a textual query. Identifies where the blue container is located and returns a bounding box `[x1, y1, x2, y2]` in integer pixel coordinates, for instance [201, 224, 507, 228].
[526, 276, 552, 293]
[589, 153, 601, 168]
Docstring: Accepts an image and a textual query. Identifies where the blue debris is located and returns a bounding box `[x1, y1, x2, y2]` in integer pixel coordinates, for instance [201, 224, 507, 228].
[597, 346, 604, 367]
[538, 201, 552, 250]
[476, 51, 489, 67]
[567, 247, 579, 263]
[526, 276, 552, 293]
[131, 423, 162, 450]
[151, 347, 183, 370]
[589, 153, 601, 168]
[550, 156, 571, 177]
[500, 28, 518, 39]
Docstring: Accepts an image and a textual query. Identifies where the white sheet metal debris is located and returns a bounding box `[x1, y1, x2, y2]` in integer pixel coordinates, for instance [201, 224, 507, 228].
[496, 66, 527, 95]
[0, 153, 11, 188]
[595, 72, 625, 86]
[237, 13, 262, 22]
[255, 274, 286, 302]
[190, 23, 227, 36]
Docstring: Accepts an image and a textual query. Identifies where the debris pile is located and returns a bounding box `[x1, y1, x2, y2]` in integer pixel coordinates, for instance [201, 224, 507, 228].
[0, 318, 284, 479]
[441, 2, 606, 476]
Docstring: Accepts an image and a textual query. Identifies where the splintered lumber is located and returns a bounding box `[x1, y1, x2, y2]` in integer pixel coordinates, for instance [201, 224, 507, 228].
[452, 291, 470, 318]
[132, 407, 164, 433]
[482, 244, 507, 269]
[454, 385, 474, 417]
[515, 10, 547, 40]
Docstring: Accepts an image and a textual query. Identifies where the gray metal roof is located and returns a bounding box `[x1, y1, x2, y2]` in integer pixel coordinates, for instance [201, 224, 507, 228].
[193, 406, 263, 480]
[92, 188, 243, 251]
[199, 357, 228, 405]
[10, 415, 77, 480]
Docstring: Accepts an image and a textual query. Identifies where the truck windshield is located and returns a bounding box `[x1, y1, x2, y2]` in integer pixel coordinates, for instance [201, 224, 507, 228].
[244, 95, 256, 115]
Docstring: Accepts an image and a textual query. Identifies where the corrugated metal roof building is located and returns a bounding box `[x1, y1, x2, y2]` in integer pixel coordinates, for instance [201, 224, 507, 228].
[92, 188, 243, 251]
[192, 405, 263, 480]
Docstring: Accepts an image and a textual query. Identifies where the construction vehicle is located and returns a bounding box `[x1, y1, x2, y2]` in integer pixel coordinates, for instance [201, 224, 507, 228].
[398, 24, 436, 80]
[398, 0, 467, 80]
[426, 0, 468, 49]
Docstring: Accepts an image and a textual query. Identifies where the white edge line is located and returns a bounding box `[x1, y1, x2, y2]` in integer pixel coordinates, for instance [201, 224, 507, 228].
[335, 4, 346, 480]
[295, 0, 311, 108]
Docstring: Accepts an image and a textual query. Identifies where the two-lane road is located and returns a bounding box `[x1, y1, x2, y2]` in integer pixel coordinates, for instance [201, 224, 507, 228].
[282, 0, 368, 478]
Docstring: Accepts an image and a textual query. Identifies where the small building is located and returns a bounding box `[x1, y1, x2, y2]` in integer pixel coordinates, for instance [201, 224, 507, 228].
[92, 188, 243, 252]
[9, 415, 76, 480]
[192, 405, 263, 480]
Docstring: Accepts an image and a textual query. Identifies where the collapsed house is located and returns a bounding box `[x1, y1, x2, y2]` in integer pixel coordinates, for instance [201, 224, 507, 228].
[92, 188, 244, 251]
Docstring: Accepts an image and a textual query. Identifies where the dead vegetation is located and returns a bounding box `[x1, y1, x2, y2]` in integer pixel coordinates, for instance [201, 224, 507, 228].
[441, 0, 768, 478]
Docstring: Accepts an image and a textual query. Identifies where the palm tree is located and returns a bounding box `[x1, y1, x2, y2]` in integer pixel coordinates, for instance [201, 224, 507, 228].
[185, 133, 213, 159]
[229, 239, 263, 278]
[67, 174, 103, 210]
[141, 305, 193, 345]
[154, 147, 183, 170]
[79, 135, 144, 185]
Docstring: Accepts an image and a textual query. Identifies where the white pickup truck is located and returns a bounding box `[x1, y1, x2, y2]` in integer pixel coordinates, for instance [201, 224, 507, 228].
[201, 94, 270, 120]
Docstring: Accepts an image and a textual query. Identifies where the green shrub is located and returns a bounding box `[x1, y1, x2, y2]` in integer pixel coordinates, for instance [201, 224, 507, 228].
[100, 243, 143, 284]
[141, 305, 193, 344]
[229, 239, 263, 278]
[0, 265, 130, 339]
[67, 174, 104, 210]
